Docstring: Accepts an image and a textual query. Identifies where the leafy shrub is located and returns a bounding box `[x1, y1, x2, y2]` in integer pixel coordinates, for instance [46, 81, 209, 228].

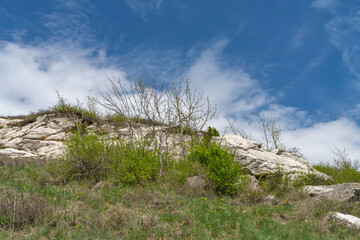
[56, 133, 109, 182]
[203, 126, 220, 145]
[188, 141, 241, 195]
[107, 141, 160, 186]
[54, 132, 160, 185]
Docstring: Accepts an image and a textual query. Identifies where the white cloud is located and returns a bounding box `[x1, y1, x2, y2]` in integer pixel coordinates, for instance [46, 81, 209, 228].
[283, 118, 360, 164]
[311, 0, 338, 10]
[0, 41, 125, 116]
[184, 39, 269, 132]
[125, 0, 164, 20]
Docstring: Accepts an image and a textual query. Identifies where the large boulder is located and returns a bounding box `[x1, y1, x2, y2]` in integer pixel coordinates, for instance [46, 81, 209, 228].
[304, 183, 360, 202]
[214, 134, 330, 180]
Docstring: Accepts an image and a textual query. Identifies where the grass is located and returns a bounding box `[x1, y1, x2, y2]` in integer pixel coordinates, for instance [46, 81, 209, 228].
[313, 164, 360, 184]
[0, 161, 358, 239]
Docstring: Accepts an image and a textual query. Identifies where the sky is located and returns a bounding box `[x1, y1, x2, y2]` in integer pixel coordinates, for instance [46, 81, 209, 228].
[1, 0, 360, 165]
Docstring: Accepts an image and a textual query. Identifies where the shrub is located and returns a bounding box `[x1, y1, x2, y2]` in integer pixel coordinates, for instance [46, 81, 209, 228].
[188, 141, 241, 195]
[56, 133, 109, 182]
[107, 141, 160, 186]
[203, 126, 220, 145]
[54, 132, 160, 185]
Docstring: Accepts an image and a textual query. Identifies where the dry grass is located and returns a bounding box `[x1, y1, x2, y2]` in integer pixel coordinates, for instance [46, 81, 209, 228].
[0, 189, 49, 230]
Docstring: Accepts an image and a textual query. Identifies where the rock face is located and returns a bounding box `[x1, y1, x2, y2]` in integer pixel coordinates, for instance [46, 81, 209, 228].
[214, 134, 330, 180]
[304, 183, 360, 202]
[0, 114, 74, 160]
[327, 212, 360, 230]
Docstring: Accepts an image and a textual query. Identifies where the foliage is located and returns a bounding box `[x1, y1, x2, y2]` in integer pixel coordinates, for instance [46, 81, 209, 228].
[203, 126, 220, 145]
[313, 164, 360, 184]
[107, 141, 160, 186]
[313, 147, 360, 184]
[54, 132, 160, 185]
[56, 133, 109, 182]
[188, 140, 241, 195]
[0, 163, 359, 239]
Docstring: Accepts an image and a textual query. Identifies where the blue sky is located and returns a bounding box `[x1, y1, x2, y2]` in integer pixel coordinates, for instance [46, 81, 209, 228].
[1, 0, 360, 164]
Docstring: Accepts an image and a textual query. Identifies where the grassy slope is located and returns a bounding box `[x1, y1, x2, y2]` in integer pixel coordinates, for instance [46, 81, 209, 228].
[0, 162, 359, 239]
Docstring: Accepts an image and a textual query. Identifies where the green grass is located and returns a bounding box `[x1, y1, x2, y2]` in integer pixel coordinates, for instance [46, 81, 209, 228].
[313, 164, 360, 184]
[0, 162, 358, 239]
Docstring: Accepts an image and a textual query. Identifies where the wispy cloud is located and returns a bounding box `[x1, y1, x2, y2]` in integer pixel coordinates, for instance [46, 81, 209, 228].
[125, 0, 164, 20]
[291, 26, 306, 50]
[314, 1, 360, 83]
[44, 0, 96, 45]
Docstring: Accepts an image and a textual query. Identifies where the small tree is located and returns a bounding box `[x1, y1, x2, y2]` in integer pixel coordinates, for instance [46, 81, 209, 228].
[257, 113, 285, 150]
[332, 146, 359, 170]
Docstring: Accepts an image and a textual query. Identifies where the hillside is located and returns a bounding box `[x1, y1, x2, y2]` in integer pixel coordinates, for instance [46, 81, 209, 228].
[0, 111, 359, 239]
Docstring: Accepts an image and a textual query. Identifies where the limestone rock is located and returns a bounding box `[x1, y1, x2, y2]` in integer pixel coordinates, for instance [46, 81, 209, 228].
[304, 183, 360, 202]
[24, 127, 58, 140]
[186, 176, 207, 191]
[0, 148, 38, 159]
[327, 212, 360, 230]
[262, 195, 276, 205]
[239, 174, 260, 191]
[214, 134, 330, 180]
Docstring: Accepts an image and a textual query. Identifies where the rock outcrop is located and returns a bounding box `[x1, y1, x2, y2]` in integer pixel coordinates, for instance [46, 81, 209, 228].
[304, 183, 360, 202]
[0, 115, 330, 182]
[214, 134, 330, 181]
[0, 114, 74, 160]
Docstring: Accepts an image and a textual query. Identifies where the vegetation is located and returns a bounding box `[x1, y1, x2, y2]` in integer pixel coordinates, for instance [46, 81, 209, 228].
[0, 77, 359, 238]
[0, 160, 359, 239]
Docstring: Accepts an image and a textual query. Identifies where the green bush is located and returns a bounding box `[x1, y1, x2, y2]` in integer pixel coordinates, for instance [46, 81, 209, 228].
[188, 141, 241, 195]
[203, 126, 220, 145]
[54, 133, 160, 185]
[107, 142, 160, 186]
[57, 133, 109, 182]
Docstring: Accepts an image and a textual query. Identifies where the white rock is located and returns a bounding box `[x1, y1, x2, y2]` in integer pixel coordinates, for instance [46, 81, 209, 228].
[45, 132, 66, 141]
[304, 183, 360, 202]
[328, 212, 360, 230]
[0, 148, 38, 159]
[24, 127, 58, 140]
[215, 134, 330, 180]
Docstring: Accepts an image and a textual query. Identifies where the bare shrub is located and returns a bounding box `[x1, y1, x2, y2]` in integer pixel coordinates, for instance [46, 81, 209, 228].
[224, 117, 253, 140]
